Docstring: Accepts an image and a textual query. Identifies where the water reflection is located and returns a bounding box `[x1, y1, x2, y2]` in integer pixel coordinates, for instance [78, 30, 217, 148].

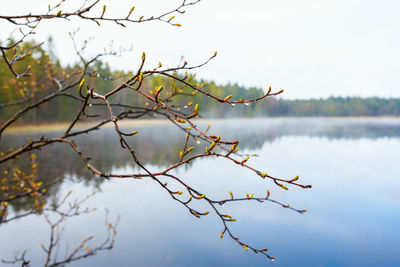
[1, 118, 400, 266]
[0, 188, 118, 266]
[2, 118, 400, 213]
[3, 118, 400, 181]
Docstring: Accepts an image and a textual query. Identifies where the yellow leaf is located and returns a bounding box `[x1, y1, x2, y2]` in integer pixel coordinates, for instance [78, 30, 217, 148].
[193, 104, 199, 115]
[280, 185, 289, 190]
[101, 5, 106, 17]
[78, 80, 85, 90]
[128, 6, 135, 16]
[224, 95, 232, 101]
[209, 142, 216, 150]
[128, 130, 138, 136]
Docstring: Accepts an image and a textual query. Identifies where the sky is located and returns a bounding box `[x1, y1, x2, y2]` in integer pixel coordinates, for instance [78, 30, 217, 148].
[1, 0, 400, 99]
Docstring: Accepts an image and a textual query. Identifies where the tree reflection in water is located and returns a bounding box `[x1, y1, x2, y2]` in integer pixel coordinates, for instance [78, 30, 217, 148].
[2, 118, 400, 196]
[1, 160, 119, 266]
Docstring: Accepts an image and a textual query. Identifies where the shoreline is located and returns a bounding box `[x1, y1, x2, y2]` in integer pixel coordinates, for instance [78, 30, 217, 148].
[3, 116, 400, 135]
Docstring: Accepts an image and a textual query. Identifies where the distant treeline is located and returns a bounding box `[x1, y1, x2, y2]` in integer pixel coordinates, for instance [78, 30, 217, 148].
[260, 97, 400, 117]
[1, 40, 399, 123]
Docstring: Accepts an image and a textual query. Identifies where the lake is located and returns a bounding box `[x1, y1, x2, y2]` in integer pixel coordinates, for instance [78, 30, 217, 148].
[1, 118, 400, 266]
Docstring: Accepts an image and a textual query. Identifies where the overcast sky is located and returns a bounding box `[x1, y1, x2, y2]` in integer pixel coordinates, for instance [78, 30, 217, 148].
[1, 0, 400, 99]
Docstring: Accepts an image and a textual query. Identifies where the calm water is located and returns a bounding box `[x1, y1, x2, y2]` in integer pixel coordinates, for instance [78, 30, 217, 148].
[1, 118, 400, 266]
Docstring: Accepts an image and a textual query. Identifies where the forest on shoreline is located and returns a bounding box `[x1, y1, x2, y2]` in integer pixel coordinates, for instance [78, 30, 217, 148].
[1, 40, 399, 124]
